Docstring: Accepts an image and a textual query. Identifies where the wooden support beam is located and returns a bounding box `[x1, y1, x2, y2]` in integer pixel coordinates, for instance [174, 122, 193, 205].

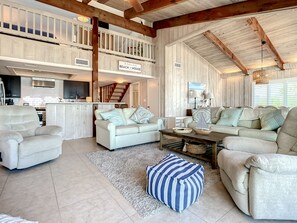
[36, 0, 156, 37]
[92, 17, 99, 102]
[124, 0, 186, 19]
[82, 0, 92, 4]
[247, 17, 285, 70]
[203, 30, 248, 75]
[153, 0, 297, 30]
[97, 0, 110, 3]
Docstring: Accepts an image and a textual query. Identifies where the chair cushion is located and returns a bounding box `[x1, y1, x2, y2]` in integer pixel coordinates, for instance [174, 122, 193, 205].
[218, 150, 251, 194]
[115, 125, 139, 136]
[19, 135, 62, 158]
[260, 110, 285, 130]
[137, 123, 158, 133]
[216, 108, 243, 127]
[130, 106, 154, 124]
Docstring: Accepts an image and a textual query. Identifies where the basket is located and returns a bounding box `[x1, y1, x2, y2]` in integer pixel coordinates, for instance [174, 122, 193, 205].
[186, 144, 206, 155]
[173, 127, 192, 134]
[193, 128, 211, 135]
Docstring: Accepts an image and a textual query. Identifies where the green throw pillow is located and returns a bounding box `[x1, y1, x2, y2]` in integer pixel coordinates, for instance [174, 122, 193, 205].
[100, 109, 125, 126]
[216, 108, 243, 127]
[192, 107, 211, 128]
[130, 106, 154, 124]
[260, 110, 285, 130]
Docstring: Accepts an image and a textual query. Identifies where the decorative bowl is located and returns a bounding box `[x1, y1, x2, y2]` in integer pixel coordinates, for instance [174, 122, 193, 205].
[186, 144, 206, 154]
[193, 128, 211, 135]
[173, 127, 192, 134]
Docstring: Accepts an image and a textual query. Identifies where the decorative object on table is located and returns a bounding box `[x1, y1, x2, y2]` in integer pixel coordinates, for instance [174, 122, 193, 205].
[87, 143, 220, 217]
[188, 82, 206, 109]
[0, 214, 38, 223]
[146, 153, 204, 212]
[172, 127, 192, 134]
[186, 143, 207, 154]
[193, 127, 212, 135]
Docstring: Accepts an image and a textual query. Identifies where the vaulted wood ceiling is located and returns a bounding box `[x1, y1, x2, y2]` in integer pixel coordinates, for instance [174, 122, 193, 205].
[36, 0, 297, 75]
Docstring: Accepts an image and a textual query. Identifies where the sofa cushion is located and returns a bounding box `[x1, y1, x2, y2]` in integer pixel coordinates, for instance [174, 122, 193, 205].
[209, 124, 243, 135]
[260, 110, 285, 131]
[210, 107, 224, 124]
[100, 109, 126, 126]
[216, 108, 243, 127]
[130, 106, 154, 124]
[239, 129, 277, 141]
[239, 108, 259, 121]
[138, 123, 158, 133]
[116, 125, 139, 136]
[218, 149, 251, 194]
[19, 135, 62, 158]
[238, 119, 261, 129]
[192, 107, 211, 128]
[122, 108, 137, 125]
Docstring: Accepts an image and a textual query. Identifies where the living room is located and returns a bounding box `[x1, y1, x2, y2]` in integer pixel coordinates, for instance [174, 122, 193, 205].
[0, 0, 297, 222]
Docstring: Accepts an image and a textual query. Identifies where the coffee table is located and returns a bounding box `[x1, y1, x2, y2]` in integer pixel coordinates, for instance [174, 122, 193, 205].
[159, 129, 232, 169]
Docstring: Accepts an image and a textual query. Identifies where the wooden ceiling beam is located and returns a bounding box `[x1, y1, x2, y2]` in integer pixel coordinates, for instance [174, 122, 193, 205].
[82, 0, 92, 4]
[124, 0, 186, 20]
[247, 17, 285, 70]
[36, 0, 156, 38]
[203, 30, 248, 75]
[153, 0, 297, 30]
[96, 0, 110, 4]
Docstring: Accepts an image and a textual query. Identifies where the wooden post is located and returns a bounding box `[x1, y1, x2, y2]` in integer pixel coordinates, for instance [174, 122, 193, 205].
[92, 17, 99, 102]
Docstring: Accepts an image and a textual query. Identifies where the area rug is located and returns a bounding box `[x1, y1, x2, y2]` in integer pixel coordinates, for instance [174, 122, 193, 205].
[86, 143, 220, 217]
[0, 214, 38, 223]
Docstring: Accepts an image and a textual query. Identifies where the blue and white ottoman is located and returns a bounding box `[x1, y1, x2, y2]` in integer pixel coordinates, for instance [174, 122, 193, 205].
[146, 154, 204, 212]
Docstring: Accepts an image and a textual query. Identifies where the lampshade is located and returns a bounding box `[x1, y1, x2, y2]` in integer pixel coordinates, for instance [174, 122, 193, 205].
[205, 92, 214, 99]
[253, 70, 269, 84]
[190, 90, 201, 98]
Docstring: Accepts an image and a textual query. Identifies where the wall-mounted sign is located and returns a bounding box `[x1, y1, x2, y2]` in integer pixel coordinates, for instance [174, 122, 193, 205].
[118, 61, 141, 73]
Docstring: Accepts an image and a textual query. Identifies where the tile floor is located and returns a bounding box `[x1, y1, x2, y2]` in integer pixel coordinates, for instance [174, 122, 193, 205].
[0, 138, 293, 223]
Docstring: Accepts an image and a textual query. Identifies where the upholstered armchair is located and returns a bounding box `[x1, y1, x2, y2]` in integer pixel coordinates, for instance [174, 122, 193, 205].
[0, 106, 63, 170]
[218, 107, 297, 220]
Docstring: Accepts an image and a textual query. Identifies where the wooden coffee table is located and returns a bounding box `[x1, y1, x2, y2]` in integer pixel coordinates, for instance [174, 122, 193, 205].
[159, 129, 233, 169]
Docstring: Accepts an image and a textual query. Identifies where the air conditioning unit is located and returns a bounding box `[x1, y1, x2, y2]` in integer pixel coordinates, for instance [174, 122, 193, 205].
[75, 58, 89, 67]
[32, 77, 55, 88]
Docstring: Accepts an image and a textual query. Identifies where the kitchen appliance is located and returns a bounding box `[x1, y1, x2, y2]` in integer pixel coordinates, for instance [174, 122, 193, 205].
[0, 78, 6, 106]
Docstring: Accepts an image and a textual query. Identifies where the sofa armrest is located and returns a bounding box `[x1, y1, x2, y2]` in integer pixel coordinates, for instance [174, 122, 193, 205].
[0, 130, 23, 143]
[223, 136, 278, 154]
[149, 117, 164, 130]
[245, 154, 297, 174]
[35, 126, 62, 136]
[183, 117, 193, 128]
[95, 120, 115, 131]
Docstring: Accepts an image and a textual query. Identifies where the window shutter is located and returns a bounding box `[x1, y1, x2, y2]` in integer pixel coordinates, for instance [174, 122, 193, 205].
[268, 82, 284, 107]
[254, 84, 268, 106]
[287, 81, 297, 107]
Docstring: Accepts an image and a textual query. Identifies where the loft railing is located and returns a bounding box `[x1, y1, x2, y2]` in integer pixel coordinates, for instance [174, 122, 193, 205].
[0, 0, 155, 62]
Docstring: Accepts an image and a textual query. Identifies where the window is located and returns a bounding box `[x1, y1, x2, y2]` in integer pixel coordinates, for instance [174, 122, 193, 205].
[253, 78, 297, 107]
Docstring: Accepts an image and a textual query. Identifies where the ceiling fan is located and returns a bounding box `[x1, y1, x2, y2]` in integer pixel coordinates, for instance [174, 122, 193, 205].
[97, 0, 144, 12]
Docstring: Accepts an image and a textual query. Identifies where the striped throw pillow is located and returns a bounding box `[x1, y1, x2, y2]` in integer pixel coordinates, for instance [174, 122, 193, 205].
[146, 154, 204, 212]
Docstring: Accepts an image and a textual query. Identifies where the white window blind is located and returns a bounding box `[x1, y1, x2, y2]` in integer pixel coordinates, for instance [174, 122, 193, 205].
[253, 78, 297, 107]
[253, 84, 268, 106]
[268, 82, 284, 107]
[287, 82, 297, 107]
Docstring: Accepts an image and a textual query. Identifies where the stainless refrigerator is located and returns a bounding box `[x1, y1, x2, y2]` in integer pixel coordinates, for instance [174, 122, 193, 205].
[0, 78, 5, 106]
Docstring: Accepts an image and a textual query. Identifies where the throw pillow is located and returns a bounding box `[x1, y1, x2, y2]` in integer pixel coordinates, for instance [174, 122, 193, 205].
[192, 107, 211, 128]
[216, 108, 243, 127]
[130, 106, 154, 124]
[260, 110, 285, 131]
[99, 109, 125, 126]
[210, 107, 224, 124]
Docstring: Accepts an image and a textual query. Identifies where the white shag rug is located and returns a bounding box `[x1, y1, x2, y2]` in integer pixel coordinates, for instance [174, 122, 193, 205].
[0, 214, 38, 223]
[86, 143, 220, 217]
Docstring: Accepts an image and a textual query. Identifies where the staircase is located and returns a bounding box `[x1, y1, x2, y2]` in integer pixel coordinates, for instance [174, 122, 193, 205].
[100, 83, 130, 102]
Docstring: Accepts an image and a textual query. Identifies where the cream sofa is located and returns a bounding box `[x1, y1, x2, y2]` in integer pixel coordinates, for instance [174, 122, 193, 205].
[95, 108, 163, 150]
[217, 107, 297, 220]
[0, 106, 63, 170]
[184, 106, 289, 141]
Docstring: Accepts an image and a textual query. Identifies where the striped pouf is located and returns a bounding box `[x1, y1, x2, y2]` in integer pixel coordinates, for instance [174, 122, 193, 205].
[146, 153, 204, 212]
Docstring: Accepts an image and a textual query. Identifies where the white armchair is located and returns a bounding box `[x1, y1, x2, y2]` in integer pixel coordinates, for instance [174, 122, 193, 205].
[0, 106, 63, 170]
[218, 107, 297, 220]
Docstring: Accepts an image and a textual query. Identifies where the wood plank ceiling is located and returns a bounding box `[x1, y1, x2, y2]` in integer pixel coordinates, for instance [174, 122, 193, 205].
[37, 0, 297, 75]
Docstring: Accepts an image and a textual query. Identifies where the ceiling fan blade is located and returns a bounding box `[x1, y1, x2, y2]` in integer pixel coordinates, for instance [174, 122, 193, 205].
[128, 0, 144, 12]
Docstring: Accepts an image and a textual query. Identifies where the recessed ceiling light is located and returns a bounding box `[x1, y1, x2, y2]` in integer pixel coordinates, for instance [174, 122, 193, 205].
[77, 15, 89, 23]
